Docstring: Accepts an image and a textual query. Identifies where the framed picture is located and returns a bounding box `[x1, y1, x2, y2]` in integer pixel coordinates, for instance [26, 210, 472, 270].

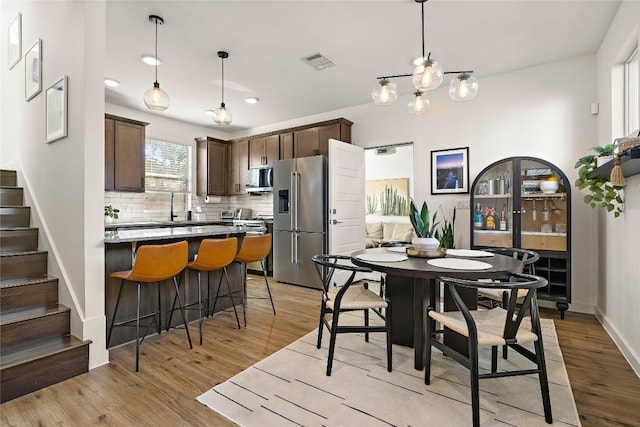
[365, 178, 410, 216]
[431, 147, 469, 194]
[45, 75, 68, 143]
[25, 38, 42, 101]
[8, 13, 21, 70]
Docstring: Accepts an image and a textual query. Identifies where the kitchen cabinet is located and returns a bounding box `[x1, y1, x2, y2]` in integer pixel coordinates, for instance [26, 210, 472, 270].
[293, 119, 352, 158]
[196, 137, 227, 196]
[249, 135, 280, 168]
[470, 156, 572, 318]
[105, 114, 148, 192]
[279, 133, 294, 160]
[228, 139, 249, 195]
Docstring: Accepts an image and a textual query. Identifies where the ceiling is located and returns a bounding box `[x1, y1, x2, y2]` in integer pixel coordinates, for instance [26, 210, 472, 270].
[105, 0, 621, 134]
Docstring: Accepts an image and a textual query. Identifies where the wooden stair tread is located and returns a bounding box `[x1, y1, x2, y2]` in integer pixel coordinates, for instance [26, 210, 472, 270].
[0, 227, 37, 231]
[0, 303, 70, 325]
[0, 249, 47, 257]
[0, 335, 91, 369]
[0, 274, 57, 289]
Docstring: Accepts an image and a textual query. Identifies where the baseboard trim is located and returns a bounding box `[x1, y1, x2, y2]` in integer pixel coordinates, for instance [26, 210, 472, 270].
[595, 308, 640, 378]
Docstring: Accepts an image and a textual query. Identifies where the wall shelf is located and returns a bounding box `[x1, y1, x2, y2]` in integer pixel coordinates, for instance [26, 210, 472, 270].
[588, 148, 640, 180]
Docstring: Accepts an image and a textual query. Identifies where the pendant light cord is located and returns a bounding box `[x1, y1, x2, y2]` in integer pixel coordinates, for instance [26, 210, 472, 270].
[221, 56, 225, 104]
[154, 18, 159, 84]
[421, 1, 425, 60]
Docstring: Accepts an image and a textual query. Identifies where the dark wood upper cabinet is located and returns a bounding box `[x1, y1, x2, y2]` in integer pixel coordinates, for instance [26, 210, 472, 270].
[249, 135, 280, 168]
[196, 137, 227, 196]
[228, 139, 249, 195]
[105, 114, 148, 192]
[279, 132, 294, 160]
[294, 119, 352, 158]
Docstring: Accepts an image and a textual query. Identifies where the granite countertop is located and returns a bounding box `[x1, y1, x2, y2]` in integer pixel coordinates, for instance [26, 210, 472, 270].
[105, 220, 232, 230]
[104, 224, 265, 243]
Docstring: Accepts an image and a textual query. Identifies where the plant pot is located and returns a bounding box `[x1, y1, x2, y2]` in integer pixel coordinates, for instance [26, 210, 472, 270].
[411, 237, 439, 251]
[596, 155, 613, 168]
[105, 216, 114, 225]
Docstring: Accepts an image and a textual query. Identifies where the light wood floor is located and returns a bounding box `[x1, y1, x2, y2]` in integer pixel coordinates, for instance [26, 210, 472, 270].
[1, 276, 639, 426]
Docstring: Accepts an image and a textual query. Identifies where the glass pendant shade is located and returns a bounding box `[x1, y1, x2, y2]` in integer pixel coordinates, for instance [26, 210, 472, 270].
[408, 91, 429, 115]
[449, 73, 479, 101]
[412, 58, 443, 91]
[213, 103, 232, 127]
[143, 82, 170, 111]
[372, 79, 398, 105]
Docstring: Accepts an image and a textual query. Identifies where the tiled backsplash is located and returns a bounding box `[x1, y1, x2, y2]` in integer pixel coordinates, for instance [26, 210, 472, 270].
[104, 191, 274, 223]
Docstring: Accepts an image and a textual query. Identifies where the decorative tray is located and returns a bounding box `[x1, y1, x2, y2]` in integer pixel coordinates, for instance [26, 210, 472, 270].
[406, 247, 446, 258]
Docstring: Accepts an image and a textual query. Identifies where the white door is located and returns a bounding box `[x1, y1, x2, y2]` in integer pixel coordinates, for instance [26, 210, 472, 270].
[328, 139, 365, 257]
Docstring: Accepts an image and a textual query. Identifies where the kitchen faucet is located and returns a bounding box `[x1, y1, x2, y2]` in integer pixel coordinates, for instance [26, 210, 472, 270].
[170, 192, 178, 221]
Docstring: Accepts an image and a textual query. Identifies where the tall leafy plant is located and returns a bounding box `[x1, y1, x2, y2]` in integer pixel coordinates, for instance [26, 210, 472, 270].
[436, 207, 456, 249]
[409, 199, 439, 238]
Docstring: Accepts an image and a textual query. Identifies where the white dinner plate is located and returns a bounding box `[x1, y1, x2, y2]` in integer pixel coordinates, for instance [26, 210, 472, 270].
[386, 246, 408, 253]
[446, 249, 495, 257]
[356, 253, 408, 262]
[427, 258, 492, 270]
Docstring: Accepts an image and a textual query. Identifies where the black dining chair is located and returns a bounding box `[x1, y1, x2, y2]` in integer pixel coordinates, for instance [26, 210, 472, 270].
[311, 254, 392, 376]
[425, 273, 552, 427]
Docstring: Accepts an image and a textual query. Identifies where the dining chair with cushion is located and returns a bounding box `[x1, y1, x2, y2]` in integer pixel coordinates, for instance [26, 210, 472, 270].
[425, 273, 552, 427]
[311, 254, 392, 376]
[234, 233, 275, 326]
[107, 240, 192, 372]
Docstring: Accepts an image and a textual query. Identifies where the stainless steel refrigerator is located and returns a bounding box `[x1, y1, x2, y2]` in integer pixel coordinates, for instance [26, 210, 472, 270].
[273, 156, 327, 289]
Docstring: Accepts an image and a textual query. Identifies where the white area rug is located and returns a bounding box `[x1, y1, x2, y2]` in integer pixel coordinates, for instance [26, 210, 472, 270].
[197, 315, 580, 426]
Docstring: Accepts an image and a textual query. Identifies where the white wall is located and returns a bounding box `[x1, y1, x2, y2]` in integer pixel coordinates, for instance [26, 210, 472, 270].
[0, 1, 108, 367]
[595, 0, 640, 376]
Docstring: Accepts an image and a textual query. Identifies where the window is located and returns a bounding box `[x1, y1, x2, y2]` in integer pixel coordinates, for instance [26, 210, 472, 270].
[625, 47, 638, 135]
[144, 139, 192, 211]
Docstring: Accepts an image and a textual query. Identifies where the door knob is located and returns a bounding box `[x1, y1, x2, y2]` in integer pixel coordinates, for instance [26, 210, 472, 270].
[332, 219, 342, 224]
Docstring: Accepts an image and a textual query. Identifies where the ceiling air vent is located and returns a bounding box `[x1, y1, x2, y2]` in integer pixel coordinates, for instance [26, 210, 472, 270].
[376, 147, 397, 155]
[302, 52, 336, 70]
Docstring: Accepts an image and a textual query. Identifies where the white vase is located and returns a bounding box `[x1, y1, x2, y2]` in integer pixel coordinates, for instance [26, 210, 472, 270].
[105, 216, 114, 225]
[412, 236, 439, 251]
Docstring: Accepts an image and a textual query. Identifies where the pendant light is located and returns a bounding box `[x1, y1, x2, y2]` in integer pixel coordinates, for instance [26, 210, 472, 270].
[213, 51, 232, 127]
[143, 15, 169, 111]
[371, 0, 478, 112]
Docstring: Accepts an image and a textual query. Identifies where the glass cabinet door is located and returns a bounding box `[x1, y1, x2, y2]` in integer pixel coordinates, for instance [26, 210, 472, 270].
[519, 159, 568, 252]
[472, 159, 513, 248]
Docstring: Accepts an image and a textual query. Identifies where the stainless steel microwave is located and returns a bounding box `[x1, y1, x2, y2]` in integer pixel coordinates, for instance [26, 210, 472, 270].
[246, 166, 273, 193]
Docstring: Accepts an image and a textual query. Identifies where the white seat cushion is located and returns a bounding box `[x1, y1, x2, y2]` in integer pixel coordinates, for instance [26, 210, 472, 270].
[428, 307, 538, 346]
[327, 285, 388, 310]
[478, 288, 529, 301]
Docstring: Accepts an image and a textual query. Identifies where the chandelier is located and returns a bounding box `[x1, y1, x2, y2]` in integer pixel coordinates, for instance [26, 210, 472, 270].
[213, 51, 232, 127]
[371, 0, 478, 114]
[143, 15, 170, 111]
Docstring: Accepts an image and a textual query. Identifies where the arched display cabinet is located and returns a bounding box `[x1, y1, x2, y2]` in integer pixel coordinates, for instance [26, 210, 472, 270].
[470, 157, 571, 318]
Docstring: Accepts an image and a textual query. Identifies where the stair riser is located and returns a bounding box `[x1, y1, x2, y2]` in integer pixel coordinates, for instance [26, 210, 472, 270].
[0, 207, 30, 228]
[0, 187, 24, 206]
[0, 228, 39, 253]
[0, 252, 47, 280]
[0, 344, 89, 403]
[0, 170, 17, 187]
[1, 310, 70, 354]
[0, 279, 58, 311]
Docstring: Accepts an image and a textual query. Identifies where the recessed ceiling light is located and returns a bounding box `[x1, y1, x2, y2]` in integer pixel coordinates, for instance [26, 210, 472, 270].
[141, 54, 161, 66]
[104, 78, 120, 87]
[245, 97, 259, 104]
[204, 110, 215, 116]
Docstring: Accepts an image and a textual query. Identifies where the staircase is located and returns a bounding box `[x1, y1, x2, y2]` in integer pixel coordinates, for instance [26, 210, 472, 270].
[0, 169, 91, 403]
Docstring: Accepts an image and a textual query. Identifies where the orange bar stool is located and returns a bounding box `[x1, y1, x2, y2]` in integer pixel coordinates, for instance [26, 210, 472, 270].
[107, 240, 192, 372]
[234, 233, 275, 326]
[181, 237, 241, 345]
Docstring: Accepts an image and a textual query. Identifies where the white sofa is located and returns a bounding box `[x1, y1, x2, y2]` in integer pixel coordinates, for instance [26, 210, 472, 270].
[365, 222, 414, 248]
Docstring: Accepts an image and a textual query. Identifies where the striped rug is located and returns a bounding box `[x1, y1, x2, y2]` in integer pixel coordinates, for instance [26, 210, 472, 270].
[197, 315, 580, 426]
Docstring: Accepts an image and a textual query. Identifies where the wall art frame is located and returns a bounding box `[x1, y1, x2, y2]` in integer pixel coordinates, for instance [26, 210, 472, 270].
[45, 75, 68, 143]
[8, 12, 21, 70]
[431, 147, 469, 194]
[25, 38, 42, 101]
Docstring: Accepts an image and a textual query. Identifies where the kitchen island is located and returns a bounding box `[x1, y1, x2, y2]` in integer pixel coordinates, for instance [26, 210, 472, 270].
[105, 224, 264, 348]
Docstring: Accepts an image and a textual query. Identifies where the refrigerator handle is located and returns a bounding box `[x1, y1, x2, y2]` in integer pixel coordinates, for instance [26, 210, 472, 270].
[293, 171, 299, 231]
[290, 172, 295, 231]
[291, 233, 295, 264]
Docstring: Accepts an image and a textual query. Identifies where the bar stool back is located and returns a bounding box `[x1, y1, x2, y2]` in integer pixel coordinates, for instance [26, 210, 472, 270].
[107, 240, 192, 372]
[183, 237, 241, 344]
[234, 233, 275, 326]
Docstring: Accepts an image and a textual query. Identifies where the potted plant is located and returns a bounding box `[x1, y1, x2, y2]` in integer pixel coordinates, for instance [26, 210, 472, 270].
[574, 146, 624, 218]
[409, 199, 440, 250]
[435, 207, 456, 249]
[104, 205, 120, 224]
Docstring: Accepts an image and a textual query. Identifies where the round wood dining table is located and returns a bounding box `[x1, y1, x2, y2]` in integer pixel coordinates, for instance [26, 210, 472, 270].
[351, 247, 523, 370]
